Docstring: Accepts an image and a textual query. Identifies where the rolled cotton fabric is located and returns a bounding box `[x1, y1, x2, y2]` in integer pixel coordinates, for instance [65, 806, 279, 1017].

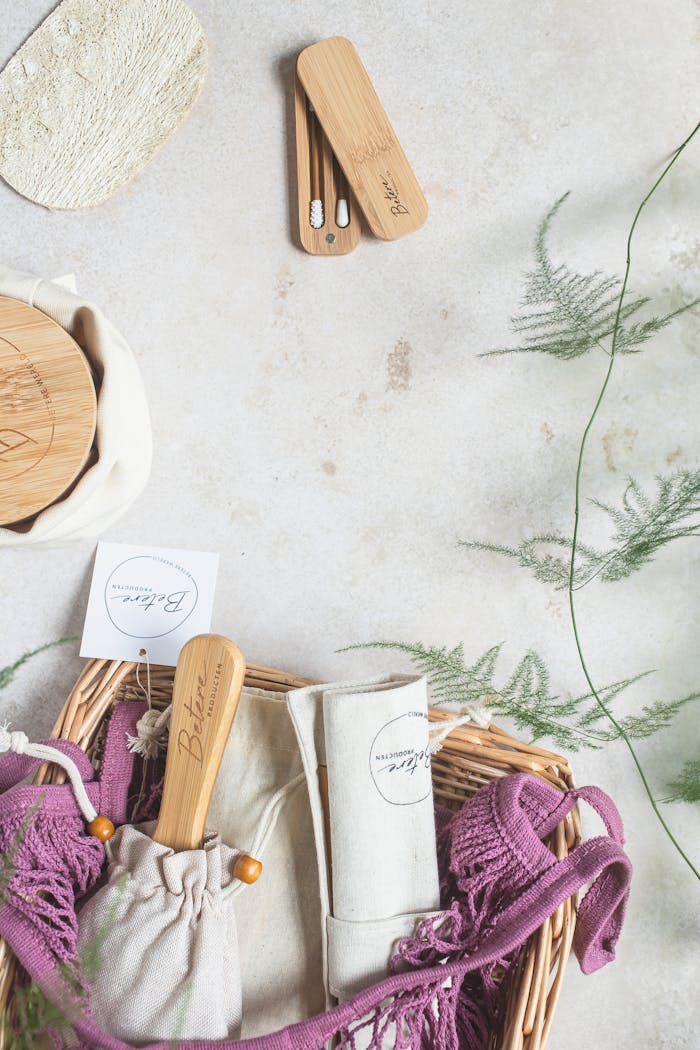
[323, 677, 439, 922]
[289, 675, 441, 1004]
[0, 266, 151, 545]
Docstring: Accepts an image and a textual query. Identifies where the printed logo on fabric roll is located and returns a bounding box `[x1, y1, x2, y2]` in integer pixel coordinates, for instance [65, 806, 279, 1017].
[104, 555, 199, 638]
[369, 711, 431, 806]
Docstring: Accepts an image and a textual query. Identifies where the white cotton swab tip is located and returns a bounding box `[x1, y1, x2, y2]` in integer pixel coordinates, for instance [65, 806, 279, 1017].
[310, 199, 324, 228]
[335, 198, 349, 228]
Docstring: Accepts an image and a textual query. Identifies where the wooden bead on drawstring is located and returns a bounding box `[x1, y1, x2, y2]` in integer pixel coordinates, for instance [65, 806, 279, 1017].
[88, 815, 115, 842]
[234, 854, 263, 884]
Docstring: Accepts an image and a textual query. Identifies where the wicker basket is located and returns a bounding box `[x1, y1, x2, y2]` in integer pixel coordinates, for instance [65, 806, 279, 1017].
[0, 658, 581, 1050]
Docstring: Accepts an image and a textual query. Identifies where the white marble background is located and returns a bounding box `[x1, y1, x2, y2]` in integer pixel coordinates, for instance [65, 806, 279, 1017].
[1, 1, 699, 1046]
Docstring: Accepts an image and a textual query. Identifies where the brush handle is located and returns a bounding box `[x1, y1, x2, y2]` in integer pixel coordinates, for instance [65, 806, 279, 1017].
[153, 634, 246, 851]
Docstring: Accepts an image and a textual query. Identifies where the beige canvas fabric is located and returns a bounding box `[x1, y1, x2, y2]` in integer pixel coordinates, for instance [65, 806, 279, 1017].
[288, 676, 441, 1005]
[0, 0, 207, 210]
[0, 266, 151, 546]
[209, 688, 327, 1037]
[77, 824, 243, 1044]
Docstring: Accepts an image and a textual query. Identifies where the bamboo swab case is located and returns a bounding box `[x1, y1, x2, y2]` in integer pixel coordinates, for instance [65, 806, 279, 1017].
[295, 37, 428, 255]
[0, 296, 97, 526]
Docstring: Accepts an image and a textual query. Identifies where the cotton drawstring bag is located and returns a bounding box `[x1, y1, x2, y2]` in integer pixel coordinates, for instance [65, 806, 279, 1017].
[208, 687, 326, 1035]
[76, 823, 245, 1043]
[75, 633, 253, 1045]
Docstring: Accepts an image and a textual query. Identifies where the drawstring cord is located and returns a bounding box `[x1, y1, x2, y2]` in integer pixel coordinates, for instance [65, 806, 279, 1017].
[131, 703, 492, 759]
[0, 723, 114, 840]
[0, 719, 300, 872]
[428, 712, 488, 753]
[225, 772, 306, 899]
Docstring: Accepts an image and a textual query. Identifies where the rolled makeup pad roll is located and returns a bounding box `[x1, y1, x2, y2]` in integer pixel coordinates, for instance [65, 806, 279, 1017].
[321, 676, 442, 1001]
[323, 677, 439, 921]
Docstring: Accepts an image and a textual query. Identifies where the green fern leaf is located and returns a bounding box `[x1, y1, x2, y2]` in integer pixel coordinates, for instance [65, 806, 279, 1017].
[614, 300, 700, 354]
[612, 692, 700, 740]
[464, 470, 700, 589]
[0, 638, 77, 692]
[483, 193, 698, 359]
[663, 760, 700, 804]
[576, 672, 654, 727]
[341, 640, 687, 753]
[461, 534, 595, 589]
[587, 471, 700, 581]
[340, 640, 498, 708]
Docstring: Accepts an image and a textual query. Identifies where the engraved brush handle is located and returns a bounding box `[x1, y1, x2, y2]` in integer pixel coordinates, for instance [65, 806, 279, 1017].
[153, 634, 246, 851]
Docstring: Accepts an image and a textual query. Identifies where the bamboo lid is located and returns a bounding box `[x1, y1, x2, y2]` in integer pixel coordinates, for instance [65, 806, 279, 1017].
[297, 37, 429, 241]
[0, 296, 97, 526]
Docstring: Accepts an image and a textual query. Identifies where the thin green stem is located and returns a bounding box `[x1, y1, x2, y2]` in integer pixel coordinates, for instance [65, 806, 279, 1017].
[568, 121, 700, 879]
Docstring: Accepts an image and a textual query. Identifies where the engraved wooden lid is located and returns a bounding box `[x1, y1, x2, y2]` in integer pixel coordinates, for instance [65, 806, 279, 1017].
[297, 37, 429, 241]
[0, 296, 97, 526]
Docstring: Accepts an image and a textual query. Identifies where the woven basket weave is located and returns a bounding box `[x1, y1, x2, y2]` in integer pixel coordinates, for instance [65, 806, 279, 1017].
[0, 658, 581, 1050]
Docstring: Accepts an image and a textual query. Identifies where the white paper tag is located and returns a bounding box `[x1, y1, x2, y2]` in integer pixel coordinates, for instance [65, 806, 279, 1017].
[80, 542, 219, 666]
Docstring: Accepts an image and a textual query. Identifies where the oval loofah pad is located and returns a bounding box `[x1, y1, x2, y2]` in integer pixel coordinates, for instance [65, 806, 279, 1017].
[0, 0, 207, 210]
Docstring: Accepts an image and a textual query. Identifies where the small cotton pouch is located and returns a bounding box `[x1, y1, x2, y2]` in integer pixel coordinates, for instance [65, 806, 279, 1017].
[76, 823, 244, 1044]
[288, 675, 441, 1004]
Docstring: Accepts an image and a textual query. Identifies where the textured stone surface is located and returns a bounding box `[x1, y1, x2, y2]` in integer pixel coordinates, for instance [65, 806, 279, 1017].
[1, 1, 699, 1046]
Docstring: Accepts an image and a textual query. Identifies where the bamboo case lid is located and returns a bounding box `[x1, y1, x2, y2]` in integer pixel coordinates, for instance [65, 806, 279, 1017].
[297, 37, 428, 241]
[0, 296, 97, 526]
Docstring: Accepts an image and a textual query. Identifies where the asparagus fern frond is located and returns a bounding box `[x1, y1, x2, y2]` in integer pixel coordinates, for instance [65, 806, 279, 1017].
[483, 193, 698, 359]
[0, 638, 77, 692]
[342, 640, 696, 753]
[464, 469, 700, 589]
[663, 761, 700, 804]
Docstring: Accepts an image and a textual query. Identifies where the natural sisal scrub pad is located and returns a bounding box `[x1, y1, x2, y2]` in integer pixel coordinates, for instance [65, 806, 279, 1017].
[0, 0, 207, 209]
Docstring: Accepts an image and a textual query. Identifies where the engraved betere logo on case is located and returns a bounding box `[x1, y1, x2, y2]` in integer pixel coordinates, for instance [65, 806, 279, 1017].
[380, 171, 410, 216]
[104, 555, 200, 639]
[369, 710, 432, 806]
[0, 348, 56, 479]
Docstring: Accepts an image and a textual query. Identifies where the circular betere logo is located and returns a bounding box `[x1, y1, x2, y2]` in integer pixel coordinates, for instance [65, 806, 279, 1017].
[104, 555, 199, 638]
[369, 711, 432, 806]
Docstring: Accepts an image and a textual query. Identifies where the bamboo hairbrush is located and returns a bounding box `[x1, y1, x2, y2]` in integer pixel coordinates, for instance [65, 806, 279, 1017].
[153, 634, 247, 852]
